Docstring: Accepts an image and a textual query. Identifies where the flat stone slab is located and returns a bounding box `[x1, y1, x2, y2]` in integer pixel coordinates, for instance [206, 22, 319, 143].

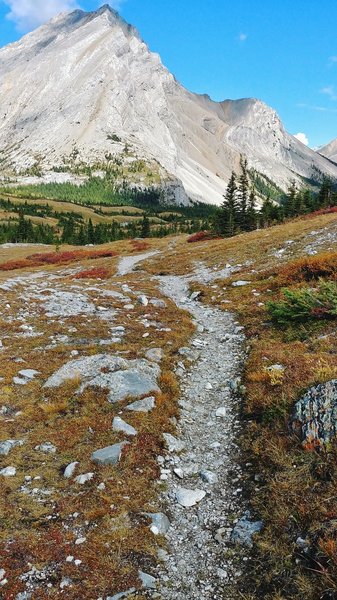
[175, 488, 206, 507]
[18, 369, 40, 380]
[43, 354, 160, 403]
[112, 417, 137, 436]
[92, 442, 130, 466]
[126, 396, 156, 412]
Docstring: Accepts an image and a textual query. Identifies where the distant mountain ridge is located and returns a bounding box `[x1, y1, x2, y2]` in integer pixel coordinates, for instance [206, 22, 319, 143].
[1, 4, 337, 204]
[319, 139, 337, 164]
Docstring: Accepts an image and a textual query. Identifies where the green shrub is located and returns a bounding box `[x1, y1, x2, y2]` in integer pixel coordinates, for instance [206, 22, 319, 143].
[268, 281, 337, 324]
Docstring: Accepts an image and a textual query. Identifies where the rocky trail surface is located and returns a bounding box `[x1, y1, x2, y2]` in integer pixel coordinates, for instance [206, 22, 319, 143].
[121, 252, 248, 599]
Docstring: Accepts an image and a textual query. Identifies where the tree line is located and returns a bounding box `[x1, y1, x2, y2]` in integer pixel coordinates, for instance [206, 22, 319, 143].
[215, 158, 337, 237]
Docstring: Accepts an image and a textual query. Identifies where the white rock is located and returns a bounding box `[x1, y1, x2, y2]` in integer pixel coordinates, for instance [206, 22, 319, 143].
[163, 433, 185, 453]
[126, 396, 155, 412]
[0, 466, 16, 477]
[75, 472, 94, 485]
[112, 416, 137, 436]
[176, 488, 206, 507]
[137, 295, 148, 306]
[215, 407, 227, 418]
[64, 462, 79, 478]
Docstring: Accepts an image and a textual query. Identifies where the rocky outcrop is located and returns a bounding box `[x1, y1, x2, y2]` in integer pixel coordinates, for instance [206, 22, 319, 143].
[43, 354, 160, 403]
[292, 380, 337, 448]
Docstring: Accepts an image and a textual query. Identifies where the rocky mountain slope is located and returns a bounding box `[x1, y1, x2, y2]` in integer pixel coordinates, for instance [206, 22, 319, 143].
[1, 4, 337, 204]
[319, 138, 337, 163]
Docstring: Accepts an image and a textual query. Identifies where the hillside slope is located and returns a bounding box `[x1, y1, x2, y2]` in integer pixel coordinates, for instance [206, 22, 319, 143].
[1, 5, 337, 204]
[320, 137, 337, 163]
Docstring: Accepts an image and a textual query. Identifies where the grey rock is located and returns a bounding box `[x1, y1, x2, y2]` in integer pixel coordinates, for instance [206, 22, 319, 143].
[137, 294, 149, 306]
[232, 280, 250, 287]
[75, 472, 94, 485]
[112, 416, 137, 436]
[63, 461, 79, 478]
[215, 407, 227, 418]
[18, 369, 40, 380]
[0, 466, 16, 477]
[175, 488, 206, 507]
[16, 594, 32, 600]
[163, 433, 185, 453]
[145, 348, 163, 363]
[0, 439, 23, 456]
[292, 380, 337, 447]
[190, 291, 201, 300]
[126, 396, 155, 412]
[13, 376, 29, 385]
[92, 442, 130, 465]
[35, 442, 56, 454]
[145, 512, 171, 534]
[200, 470, 218, 484]
[139, 570, 156, 589]
[44, 354, 160, 403]
[231, 511, 263, 548]
[150, 298, 167, 308]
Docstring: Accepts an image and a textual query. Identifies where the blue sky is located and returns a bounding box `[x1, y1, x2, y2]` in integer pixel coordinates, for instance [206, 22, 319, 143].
[0, 0, 336, 148]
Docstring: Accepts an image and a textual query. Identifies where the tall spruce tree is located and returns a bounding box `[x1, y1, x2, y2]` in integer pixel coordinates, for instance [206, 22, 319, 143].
[238, 156, 249, 230]
[284, 181, 297, 217]
[217, 171, 238, 237]
[246, 188, 257, 231]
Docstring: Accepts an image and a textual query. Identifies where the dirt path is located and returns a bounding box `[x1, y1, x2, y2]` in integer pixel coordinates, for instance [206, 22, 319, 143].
[117, 250, 160, 276]
[119, 252, 246, 599]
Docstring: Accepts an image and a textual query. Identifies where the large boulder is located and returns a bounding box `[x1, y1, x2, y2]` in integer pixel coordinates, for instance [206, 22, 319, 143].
[292, 380, 337, 449]
[43, 354, 160, 403]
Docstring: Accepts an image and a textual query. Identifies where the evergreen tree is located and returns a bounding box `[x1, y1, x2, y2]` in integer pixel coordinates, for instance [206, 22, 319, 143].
[141, 214, 151, 238]
[87, 218, 95, 244]
[246, 188, 257, 231]
[238, 156, 249, 230]
[284, 181, 297, 217]
[317, 177, 333, 208]
[217, 172, 238, 237]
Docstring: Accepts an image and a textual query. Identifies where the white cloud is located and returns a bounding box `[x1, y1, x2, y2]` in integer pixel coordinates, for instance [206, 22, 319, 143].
[320, 85, 337, 101]
[238, 32, 248, 42]
[2, 0, 80, 31]
[294, 132, 309, 146]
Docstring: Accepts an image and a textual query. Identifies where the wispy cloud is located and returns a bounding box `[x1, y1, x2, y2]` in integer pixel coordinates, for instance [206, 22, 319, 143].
[297, 102, 337, 113]
[320, 85, 337, 101]
[294, 132, 309, 146]
[2, 0, 80, 31]
[2, 1, 126, 30]
[328, 56, 337, 67]
[238, 32, 248, 42]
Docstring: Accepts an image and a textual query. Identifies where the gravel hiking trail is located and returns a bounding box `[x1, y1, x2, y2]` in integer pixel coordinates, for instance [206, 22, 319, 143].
[120, 251, 246, 599]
